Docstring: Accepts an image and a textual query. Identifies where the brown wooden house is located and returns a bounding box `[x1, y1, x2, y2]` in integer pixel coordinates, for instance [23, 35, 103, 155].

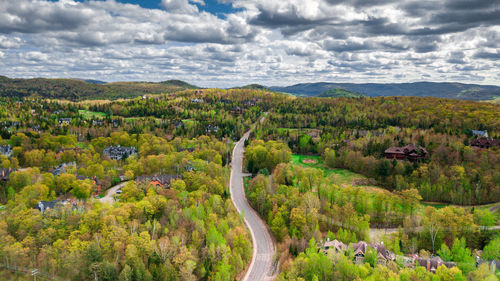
[471, 137, 498, 149]
[384, 144, 427, 161]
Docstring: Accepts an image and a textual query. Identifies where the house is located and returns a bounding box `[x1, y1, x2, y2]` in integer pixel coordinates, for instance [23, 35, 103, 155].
[191, 98, 204, 104]
[220, 99, 232, 104]
[92, 120, 105, 126]
[34, 199, 77, 213]
[477, 259, 500, 273]
[205, 124, 219, 134]
[112, 120, 120, 128]
[384, 144, 427, 161]
[471, 137, 498, 149]
[0, 168, 16, 181]
[185, 162, 195, 172]
[174, 120, 185, 129]
[0, 145, 12, 157]
[103, 145, 137, 160]
[194, 90, 203, 95]
[371, 243, 396, 263]
[136, 174, 182, 188]
[321, 239, 347, 254]
[416, 257, 456, 272]
[242, 100, 257, 107]
[351, 241, 369, 264]
[58, 118, 72, 125]
[52, 162, 77, 176]
[32, 125, 41, 132]
[472, 130, 488, 138]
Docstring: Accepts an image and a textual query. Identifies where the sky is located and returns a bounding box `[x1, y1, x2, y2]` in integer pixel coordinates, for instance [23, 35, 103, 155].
[0, 0, 499, 87]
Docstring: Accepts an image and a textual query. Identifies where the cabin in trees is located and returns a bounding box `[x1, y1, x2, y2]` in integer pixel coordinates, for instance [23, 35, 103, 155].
[0, 168, 16, 181]
[349, 241, 396, 264]
[92, 120, 105, 126]
[58, 118, 72, 126]
[321, 239, 347, 254]
[103, 145, 137, 160]
[242, 100, 257, 107]
[174, 120, 184, 129]
[0, 145, 12, 157]
[34, 199, 77, 213]
[52, 162, 77, 176]
[384, 144, 427, 161]
[205, 124, 219, 133]
[136, 174, 182, 188]
[191, 98, 204, 104]
[416, 257, 455, 273]
[471, 137, 498, 149]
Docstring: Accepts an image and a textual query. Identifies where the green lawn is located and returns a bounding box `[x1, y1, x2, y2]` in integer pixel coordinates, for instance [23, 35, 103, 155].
[291, 154, 368, 186]
[79, 109, 107, 119]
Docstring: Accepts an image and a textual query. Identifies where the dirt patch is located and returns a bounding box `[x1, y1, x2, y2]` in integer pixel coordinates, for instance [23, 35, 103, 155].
[302, 158, 317, 164]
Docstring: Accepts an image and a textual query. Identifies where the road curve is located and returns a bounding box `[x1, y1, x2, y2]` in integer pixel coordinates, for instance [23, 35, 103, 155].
[230, 129, 276, 281]
[98, 181, 127, 204]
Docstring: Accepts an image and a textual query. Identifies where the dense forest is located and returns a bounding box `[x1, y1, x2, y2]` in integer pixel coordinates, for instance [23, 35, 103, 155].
[258, 96, 500, 204]
[0, 76, 197, 101]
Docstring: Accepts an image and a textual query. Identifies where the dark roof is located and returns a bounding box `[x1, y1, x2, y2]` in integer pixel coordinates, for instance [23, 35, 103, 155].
[351, 241, 368, 256]
[34, 200, 76, 213]
[471, 137, 498, 148]
[385, 144, 427, 156]
[103, 145, 137, 160]
[136, 175, 182, 186]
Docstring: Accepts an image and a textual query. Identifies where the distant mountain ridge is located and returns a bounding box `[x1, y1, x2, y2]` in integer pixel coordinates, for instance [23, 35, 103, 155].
[270, 82, 500, 101]
[317, 88, 365, 98]
[0, 76, 198, 100]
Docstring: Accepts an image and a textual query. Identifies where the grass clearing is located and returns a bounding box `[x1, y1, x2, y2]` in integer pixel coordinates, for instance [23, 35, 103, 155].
[78, 109, 107, 119]
[291, 154, 369, 186]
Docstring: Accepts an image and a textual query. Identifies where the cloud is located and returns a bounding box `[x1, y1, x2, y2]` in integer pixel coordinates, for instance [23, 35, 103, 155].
[0, 0, 497, 86]
[0, 35, 22, 49]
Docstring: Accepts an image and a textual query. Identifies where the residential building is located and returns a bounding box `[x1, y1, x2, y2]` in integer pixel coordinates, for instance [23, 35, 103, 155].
[103, 145, 137, 160]
[0, 145, 12, 157]
[472, 130, 488, 138]
[136, 174, 182, 188]
[471, 137, 498, 149]
[384, 144, 427, 161]
[416, 257, 456, 273]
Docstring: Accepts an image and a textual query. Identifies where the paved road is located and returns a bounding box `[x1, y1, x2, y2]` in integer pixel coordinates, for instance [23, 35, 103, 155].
[99, 182, 127, 204]
[230, 127, 276, 281]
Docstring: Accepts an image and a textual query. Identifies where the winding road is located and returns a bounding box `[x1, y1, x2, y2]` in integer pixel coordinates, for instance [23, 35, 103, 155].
[230, 121, 276, 281]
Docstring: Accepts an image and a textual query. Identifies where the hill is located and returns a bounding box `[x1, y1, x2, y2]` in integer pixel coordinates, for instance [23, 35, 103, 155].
[232, 84, 270, 90]
[0, 76, 198, 101]
[317, 88, 365, 98]
[270, 82, 500, 101]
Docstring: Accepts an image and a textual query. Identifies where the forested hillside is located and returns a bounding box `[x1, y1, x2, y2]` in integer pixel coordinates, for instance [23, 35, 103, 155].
[0, 76, 197, 101]
[0, 88, 498, 281]
[270, 82, 500, 101]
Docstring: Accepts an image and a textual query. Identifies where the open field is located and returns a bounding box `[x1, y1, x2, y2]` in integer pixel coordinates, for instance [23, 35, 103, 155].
[78, 109, 107, 119]
[291, 154, 370, 186]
